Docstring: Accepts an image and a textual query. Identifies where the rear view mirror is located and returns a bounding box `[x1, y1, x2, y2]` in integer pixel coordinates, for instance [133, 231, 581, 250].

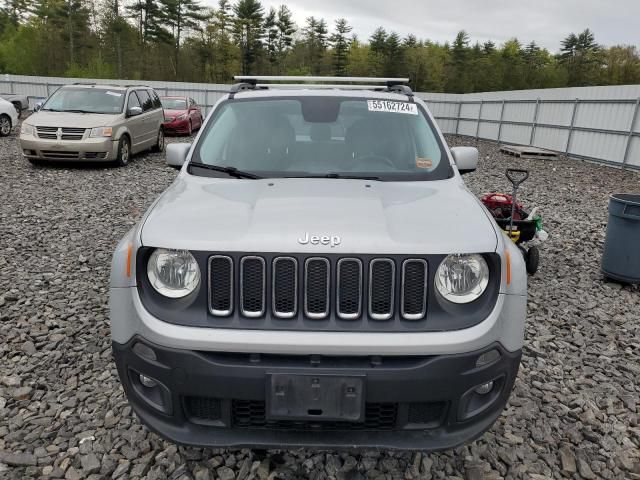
[166, 143, 191, 169]
[451, 147, 479, 175]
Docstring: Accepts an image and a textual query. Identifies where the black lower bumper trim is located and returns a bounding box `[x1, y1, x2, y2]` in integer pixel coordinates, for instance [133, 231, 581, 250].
[113, 338, 521, 451]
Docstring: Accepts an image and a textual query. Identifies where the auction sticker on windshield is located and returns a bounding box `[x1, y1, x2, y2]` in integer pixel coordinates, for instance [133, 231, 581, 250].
[368, 100, 418, 115]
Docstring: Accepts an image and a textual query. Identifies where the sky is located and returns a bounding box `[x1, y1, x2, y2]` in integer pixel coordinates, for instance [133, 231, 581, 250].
[205, 0, 640, 52]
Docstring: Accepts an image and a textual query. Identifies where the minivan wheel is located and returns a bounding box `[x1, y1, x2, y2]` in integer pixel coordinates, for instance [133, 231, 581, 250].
[115, 136, 131, 167]
[152, 128, 165, 153]
[0, 115, 11, 136]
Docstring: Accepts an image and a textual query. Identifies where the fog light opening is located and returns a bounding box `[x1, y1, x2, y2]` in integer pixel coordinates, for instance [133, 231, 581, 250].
[476, 349, 501, 368]
[133, 342, 157, 361]
[474, 381, 494, 395]
[139, 374, 158, 388]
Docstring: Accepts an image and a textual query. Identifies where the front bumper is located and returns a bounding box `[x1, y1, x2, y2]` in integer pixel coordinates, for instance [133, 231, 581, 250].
[20, 135, 118, 161]
[113, 337, 520, 450]
[163, 119, 190, 134]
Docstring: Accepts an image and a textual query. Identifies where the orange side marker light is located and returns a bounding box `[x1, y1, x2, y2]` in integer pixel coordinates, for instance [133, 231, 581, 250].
[505, 250, 511, 286]
[126, 244, 133, 278]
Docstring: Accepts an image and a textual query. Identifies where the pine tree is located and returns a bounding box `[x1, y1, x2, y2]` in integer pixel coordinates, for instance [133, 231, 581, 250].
[560, 28, 602, 86]
[263, 6, 277, 71]
[385, 31, 403, 76]
[368, 27, 387, 75]
[160, 0, 206, 80]
[302, 16, 328, 74]
[1, 0, 32, 24]
[233, 0, 264, 75]
[330, 18, 351, 76]
[274, 5, 295, 72]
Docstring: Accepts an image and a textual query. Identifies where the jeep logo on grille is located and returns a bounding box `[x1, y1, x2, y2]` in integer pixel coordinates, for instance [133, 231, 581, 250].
[298, 233, 341, 248]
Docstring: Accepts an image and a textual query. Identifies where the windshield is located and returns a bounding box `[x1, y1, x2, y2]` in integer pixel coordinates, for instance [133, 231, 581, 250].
[43, 87, 125, 114]
[162, 98, 187, 110]
[191, 97, 451, 181]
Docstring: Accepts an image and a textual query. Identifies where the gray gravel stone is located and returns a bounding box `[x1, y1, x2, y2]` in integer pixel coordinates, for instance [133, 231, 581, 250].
[0, 451, 37, 466]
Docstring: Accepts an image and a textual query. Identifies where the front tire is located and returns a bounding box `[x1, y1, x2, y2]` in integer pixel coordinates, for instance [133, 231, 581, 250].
[0, 114, 12, 136]
[525, 246, 540, 275]
[114, 136, 131, 167]
[152, 128, 165, 153]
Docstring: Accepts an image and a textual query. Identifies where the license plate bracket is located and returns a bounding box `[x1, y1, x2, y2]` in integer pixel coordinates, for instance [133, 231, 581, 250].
[266, 374, 365, 422]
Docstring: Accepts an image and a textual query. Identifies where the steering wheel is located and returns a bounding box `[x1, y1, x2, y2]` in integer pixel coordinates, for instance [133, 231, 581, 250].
[352, 154, 396, 171]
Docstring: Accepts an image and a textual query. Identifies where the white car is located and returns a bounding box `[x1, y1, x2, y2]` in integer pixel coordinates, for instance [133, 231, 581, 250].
[0, 97, 19, 136]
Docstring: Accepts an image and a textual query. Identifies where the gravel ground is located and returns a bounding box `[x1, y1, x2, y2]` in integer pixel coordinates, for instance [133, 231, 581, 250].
[0, 126, 639, 480]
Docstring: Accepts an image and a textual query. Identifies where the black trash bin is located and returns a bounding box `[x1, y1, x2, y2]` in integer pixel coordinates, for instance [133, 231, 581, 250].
[602, 194, 640, 284]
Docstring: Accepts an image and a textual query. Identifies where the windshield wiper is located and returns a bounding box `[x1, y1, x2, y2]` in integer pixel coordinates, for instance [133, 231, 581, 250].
[286, 173, 381, 181]
[62, 109, 99, 114]
[188, 162, 262, 179]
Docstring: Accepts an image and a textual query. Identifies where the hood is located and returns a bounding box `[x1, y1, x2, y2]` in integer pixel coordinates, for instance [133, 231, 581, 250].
[163, 109, 187, 117]
[141, 176, 498, 255]
[25, 111, 120, 129]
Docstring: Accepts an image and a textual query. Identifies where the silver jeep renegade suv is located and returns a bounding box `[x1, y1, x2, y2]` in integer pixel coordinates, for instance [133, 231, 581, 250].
[110, 76, 527, 450]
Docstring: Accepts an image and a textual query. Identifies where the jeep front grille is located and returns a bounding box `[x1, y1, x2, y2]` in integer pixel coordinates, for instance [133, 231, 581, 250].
[208, 256, 233, 316]
[337, 259, 362, 320]
[304, 258, 330, 319]
[401, 260, 428, 320]
[240, 257, 266, 317]
[369, 259, 395, 320]
[207, 255, 430, 322]
[272, 257, 297, 318]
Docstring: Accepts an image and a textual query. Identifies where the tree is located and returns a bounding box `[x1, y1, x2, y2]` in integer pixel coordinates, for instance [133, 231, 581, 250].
[302, 16, 328, 74]
[445, 30, 471, 93]
[602, 45, 640, 85]
[368, 27, 387, 75]
[560, 28, 602, 86]
[160, 0, 206, 80]
[330, 18, 351, 76]
[274, 5, 295, 72]
[263, 6, 277, 71]
[233, 0, 264, 74]
[384, 31, 404, 76]
[1, 0, 32, 25]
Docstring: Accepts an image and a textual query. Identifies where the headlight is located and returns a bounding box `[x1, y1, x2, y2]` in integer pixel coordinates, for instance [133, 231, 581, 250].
[147, 249, 200, 298]
[21, 123, 34, 135]
[435, 254, 489, 304]
[177, 113, 187, 121]
[89, 126, 113, 138]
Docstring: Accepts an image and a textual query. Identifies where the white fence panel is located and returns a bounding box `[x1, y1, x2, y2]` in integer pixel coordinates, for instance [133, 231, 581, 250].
[1, 74, 639, 169]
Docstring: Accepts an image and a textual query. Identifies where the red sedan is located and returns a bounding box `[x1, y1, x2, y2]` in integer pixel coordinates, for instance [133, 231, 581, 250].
[161, 96, 204, 136]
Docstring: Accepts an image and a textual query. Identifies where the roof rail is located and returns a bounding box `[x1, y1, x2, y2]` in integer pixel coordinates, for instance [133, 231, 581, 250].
[229, 76, 413, 98]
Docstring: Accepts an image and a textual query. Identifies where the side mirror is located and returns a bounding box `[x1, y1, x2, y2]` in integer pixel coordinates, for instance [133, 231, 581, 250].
[127, 106, 143, 117]
[451, 147, 479, 175]
[34, 102, 43, 112]
[166, 143, 191, 169]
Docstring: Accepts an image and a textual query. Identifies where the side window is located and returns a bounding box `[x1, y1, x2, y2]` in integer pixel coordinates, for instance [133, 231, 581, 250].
[150, 90, 162, 109]
[127, 91, 141, 110]
[136, 90, 153, 112]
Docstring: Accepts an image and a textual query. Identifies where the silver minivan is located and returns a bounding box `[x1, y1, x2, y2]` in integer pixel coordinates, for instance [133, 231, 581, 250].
[20, 84, 165, 166]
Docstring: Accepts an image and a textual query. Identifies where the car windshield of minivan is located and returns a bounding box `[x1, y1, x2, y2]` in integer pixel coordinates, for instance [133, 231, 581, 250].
[192, 97, 451, 181]
[42, 88, 125, 114]
[162, 98, 187, 109]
